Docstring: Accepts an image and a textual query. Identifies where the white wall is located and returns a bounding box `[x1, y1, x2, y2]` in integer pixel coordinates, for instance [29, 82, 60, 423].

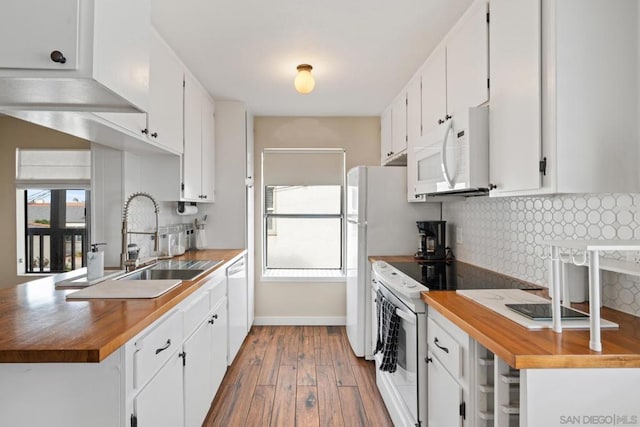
[253, 116, 436, 323]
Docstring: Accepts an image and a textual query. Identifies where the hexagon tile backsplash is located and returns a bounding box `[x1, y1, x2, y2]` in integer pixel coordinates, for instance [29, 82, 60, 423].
[443, 193, 640, 316]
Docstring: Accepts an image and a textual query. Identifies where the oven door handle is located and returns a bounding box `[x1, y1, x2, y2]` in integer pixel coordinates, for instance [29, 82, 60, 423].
[395, 307, 416, 325]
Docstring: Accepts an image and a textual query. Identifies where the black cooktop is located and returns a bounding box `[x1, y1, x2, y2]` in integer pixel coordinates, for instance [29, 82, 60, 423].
[388, 260, 543, 291]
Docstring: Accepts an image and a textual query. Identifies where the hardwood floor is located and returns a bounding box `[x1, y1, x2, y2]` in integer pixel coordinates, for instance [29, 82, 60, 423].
[203, 326, 393, 427]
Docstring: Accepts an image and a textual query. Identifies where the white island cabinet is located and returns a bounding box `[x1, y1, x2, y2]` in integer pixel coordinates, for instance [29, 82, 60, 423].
[0, 253, 247, 427]
[0, 0, 150, 113]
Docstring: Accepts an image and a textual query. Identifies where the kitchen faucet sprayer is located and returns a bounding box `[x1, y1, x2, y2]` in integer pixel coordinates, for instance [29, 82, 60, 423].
[121, 192, 160, 271]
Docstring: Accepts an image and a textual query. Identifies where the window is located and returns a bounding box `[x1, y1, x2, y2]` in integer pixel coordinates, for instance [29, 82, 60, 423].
[24, 189, 89, 273]
[262, 149, 345, 277]
[16, 149, 91, 275]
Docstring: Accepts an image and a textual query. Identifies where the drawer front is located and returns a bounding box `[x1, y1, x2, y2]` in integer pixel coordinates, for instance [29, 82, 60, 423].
[208, 274, 226, 308]
[428, 317, 462, 379]
[134, 310, 183, 390]
[183, 291, 210, 338]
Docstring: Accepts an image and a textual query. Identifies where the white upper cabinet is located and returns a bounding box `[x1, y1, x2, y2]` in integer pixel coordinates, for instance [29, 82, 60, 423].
[0, 0, 150, 112]
[446, 0, 489, 117]
[183, 73, 215, 202]
[420, 46, 447, 136]
[421, 1, 488, 136]
[489, 0, 541, 195]
[406, 76, 425, 202]
[147, 30, 185, 154]
[390, 93, 408, 155]
[489, 0, 639, 196]
[380, 107, 392, 163]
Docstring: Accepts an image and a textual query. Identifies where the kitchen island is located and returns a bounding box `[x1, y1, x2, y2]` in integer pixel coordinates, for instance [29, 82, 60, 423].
[0, 248, 246, 427]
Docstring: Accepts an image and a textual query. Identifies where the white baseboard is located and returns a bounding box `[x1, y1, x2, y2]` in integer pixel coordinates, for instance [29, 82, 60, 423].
[253, 316, 346, 326]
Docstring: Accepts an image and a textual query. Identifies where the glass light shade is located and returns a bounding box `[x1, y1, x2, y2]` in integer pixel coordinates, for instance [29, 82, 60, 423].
[294, 64, 315, 94]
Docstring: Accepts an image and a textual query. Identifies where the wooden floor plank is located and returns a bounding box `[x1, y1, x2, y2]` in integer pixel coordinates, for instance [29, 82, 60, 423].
[203, 326, 391, 427]
[258, 334, 285, 385]
[297, 335, 317, 386]
[314, 334, 333, 366]
[217, 363, 261, 426]
[270, 365, 297, 427]
[296, 386, 320, 427]
[352, 360, 394, 427]
[338, 386, 369, 427]
[316, 365, 345, 427]
[245, 385, 276, 427]
[328, 334, 357, 386]
[281, 328, 301, 366]
[204, 382, 238, 427]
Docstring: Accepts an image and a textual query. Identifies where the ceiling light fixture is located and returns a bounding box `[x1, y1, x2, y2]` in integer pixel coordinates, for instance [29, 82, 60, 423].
[294, 64, 315, 94]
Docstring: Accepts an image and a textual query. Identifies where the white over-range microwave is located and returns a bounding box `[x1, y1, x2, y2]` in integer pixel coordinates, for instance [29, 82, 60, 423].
[413, 105, 489, 196]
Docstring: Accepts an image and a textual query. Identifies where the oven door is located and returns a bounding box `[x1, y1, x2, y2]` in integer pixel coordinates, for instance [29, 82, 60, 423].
[373, 281, 420, 424]
[414, 119, 457, 195]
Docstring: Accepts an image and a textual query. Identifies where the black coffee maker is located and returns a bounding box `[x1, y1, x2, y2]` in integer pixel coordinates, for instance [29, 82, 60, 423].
[415, 221, 446, 260]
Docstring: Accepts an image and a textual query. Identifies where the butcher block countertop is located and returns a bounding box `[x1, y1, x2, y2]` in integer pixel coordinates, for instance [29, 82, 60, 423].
[370, 255, 640, 369]
[0, 249, 244, 363]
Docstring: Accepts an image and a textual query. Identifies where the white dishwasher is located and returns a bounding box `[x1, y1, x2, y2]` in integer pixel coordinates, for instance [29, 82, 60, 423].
[226, 255, 248, 365]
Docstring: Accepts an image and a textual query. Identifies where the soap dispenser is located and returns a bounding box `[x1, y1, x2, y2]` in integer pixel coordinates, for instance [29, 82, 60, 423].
[87, 243, 106, 280]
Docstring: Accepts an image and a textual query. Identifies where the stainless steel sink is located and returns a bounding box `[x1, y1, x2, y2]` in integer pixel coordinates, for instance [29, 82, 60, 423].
[117, 259, 222, 282]
[122, 269, 206, 281]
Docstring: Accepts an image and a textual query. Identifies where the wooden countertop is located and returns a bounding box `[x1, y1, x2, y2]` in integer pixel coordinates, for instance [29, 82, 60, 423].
[0, 249, 244, 363]
[369, 255, 640, 369]
[422, 291, 640, 369]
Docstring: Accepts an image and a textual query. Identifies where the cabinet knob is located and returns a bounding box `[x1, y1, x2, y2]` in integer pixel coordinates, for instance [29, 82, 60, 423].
[445, 114, 452, 120]
[208, 314, 218, 324]
[438, 119, 444, 125]
[424, 356, 433, 364]
[141, 128, 149, 135]
[50, 50, 66, 64]
[203, 195, 207, 199]
[151, 132, 158, 138]
[488, 183, 497, 190]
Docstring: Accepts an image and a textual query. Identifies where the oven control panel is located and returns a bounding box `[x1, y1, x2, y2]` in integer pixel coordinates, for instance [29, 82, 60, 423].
[372, 261, 429, 299]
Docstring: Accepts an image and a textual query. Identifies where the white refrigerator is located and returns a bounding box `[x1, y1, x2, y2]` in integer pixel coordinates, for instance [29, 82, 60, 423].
[346, 166, 440, 358]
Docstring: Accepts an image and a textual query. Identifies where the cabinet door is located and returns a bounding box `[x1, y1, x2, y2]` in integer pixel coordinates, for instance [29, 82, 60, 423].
[421, 46, 447, 135]
[148, 31, 184, 154]
[0, 0, 79, 70]
[391, 93, 408, 155]
[427, 352, 463, 427]
[210, 299, 228, 396]
[184, 320, 213, 427]
[489, 0, 541, 194]
[406, 77, 423, 202]
[183, 74, 203, 201]
[135, 352, 184, 427]
[446, 0, 489, 115]
[200, 96, 215, 201]
[380, 107, 392, 163]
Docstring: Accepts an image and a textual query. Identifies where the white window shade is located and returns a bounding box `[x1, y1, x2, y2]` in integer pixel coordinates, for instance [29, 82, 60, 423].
[16, 149, 91, 189]
[262, 149, 344, 186]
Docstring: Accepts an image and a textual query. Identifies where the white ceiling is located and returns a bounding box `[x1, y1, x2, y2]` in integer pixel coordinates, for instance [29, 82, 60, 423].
[151, 0, 474, 116]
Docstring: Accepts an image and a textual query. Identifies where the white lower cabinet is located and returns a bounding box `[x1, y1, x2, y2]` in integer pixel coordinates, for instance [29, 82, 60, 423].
[183, 317, 214, 427]
[428, 350, 464, 427]
[134, 350, 185, 427]
[427, 310, 470, 426]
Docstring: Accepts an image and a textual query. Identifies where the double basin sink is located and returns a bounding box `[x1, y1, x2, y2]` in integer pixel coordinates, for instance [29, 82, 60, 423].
[118, 259, 222, 282]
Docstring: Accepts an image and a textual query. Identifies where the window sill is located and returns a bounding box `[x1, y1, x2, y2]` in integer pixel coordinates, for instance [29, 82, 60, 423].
[261, 269, 345, 282]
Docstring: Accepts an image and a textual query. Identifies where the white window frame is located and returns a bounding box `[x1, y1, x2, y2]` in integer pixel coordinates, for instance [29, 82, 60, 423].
[261, 148, 346, 280]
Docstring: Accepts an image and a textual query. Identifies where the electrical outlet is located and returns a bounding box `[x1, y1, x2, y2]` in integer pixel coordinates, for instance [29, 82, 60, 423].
[626, 252, 640, 264]
[456, 227, 463, 245]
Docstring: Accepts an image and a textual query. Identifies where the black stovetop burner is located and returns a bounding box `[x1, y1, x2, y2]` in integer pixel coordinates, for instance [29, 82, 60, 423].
[387, 260, 543, 291]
